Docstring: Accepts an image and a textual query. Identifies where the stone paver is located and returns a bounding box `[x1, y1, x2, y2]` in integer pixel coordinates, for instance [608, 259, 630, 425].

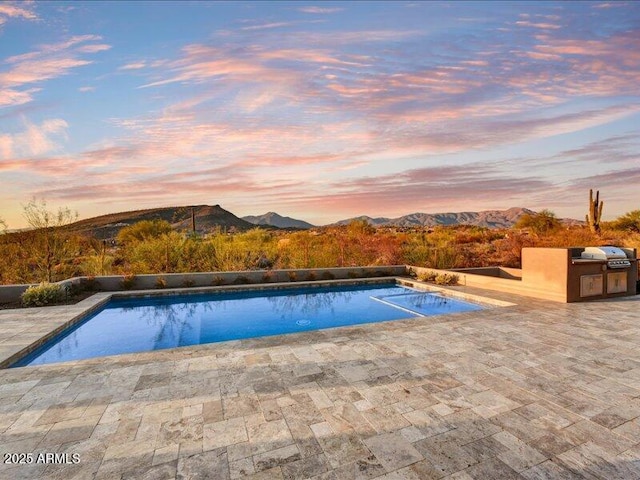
[0, 286, 639, 478]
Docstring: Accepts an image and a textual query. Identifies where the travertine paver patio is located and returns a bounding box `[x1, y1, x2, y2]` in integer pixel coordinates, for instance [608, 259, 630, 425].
[0, 286, 639, 479]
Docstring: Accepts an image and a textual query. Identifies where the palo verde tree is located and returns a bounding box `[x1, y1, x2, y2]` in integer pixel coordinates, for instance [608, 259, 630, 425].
[515, 209, 561, 235]
[22, 198, 78, 282]
[116, 219, 173, 244]
[614, 210, 640, 233]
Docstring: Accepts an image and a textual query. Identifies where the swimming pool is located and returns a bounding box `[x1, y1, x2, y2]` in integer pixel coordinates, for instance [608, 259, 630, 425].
[13, 283, 484, 367]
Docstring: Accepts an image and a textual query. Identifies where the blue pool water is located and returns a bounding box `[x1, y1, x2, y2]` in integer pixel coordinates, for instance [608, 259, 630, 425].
[14, 283, 484, 367]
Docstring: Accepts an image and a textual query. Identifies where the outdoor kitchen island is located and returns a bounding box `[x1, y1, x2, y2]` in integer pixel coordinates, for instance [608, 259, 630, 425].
[568, 246, 637, 300]
[450, 247, 638, 303]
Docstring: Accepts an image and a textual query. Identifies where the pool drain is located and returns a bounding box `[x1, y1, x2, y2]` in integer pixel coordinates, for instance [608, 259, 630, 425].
[296, 319, 311, 326]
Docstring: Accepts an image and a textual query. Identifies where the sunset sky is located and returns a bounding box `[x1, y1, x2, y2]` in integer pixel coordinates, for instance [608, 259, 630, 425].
[1, 1, 639, 228]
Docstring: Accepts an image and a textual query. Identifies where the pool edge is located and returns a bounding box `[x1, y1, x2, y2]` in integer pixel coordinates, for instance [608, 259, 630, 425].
[2, 277, 514, 369]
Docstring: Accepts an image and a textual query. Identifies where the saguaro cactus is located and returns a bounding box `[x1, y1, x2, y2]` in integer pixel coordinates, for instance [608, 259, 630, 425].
[586, 189, 603, 234]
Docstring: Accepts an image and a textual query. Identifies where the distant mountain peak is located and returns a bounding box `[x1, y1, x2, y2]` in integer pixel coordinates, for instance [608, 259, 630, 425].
[66, 204, 256, 240]
[242, 212, 315, 229]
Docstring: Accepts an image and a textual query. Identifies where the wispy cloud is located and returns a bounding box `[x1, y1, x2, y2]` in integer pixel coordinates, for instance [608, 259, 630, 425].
[0, 35, 111, 108]
[298, 6, 343, 14]
[119, 61, 147, 70]
[2, 3, 639, 223]
[271, 163, 553, 215]
[592, 2, 629, 8]
[0, 3, 37, 27]
[0, 118, 68, 160]
[515, 20, 561, 29]
[241, 21, 296, 31]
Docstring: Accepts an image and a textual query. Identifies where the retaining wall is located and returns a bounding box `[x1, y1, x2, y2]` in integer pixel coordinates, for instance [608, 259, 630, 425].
[0, 265, 407, 304]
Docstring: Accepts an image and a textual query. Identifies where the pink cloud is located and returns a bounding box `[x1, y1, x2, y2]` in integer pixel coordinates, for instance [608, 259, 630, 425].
[76, 44, 111, 53]
[0, 87, 40, 107]
[140, 44, 295, 88]
[0, 3, 37, 25]
[263, 164, 553, 216]
[0, 119, 68, 160]
[515, 21, 561, 29]
[0, 35, 109, 108]
[0, 134, 12, 158]
[0, 58, 91, 85]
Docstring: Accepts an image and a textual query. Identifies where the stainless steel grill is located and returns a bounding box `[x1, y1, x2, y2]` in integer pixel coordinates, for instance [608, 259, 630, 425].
[581, 246, 632, 269]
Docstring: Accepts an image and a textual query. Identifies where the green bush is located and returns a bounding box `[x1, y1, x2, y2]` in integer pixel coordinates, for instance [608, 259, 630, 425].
[21, 282, 67, 307]
[434, 273, 459, 286]
[417, 270, 438, 282]
[417, 271, 459, 286]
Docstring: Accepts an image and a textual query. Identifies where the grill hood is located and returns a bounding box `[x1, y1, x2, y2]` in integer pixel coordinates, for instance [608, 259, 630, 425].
[581, 246, 627, 260]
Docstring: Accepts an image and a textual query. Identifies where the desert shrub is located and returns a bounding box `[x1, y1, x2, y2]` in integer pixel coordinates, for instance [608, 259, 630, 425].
[80, 254, 115, 276]
[21, 282, 67, 307]
[427, 246, 461, 270]
[212, 276, 225, 286]
[533, 226, 600, 249]
[155, 277, 167, 289]
[515, 210, 561, 235]
[416, 270, 459, 286]
[117, 220, 172, 244]
[434, 273, 459, 286]
[120, 231, 186, 274]
[417, 270, 438, 282]
[233, 276, 250, 285]
[612, 210, 640, 233]
[320, 271, 335, 280]
[121, 274, 136, 290]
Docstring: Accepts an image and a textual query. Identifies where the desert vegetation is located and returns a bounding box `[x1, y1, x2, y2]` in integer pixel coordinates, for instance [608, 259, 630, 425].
[0, 201, 638, 287]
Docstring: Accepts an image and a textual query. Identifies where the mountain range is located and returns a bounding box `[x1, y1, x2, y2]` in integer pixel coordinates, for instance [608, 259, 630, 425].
[331, 207, 539, 229]
[38, 205, 569, 240]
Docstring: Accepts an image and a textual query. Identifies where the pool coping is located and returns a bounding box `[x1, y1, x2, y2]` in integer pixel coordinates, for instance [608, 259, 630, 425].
[0, 277, 516, 369]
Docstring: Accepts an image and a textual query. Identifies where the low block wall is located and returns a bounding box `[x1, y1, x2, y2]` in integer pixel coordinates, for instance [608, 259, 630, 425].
[0, 266, 407, 304]
[451, 267, 522, 280]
